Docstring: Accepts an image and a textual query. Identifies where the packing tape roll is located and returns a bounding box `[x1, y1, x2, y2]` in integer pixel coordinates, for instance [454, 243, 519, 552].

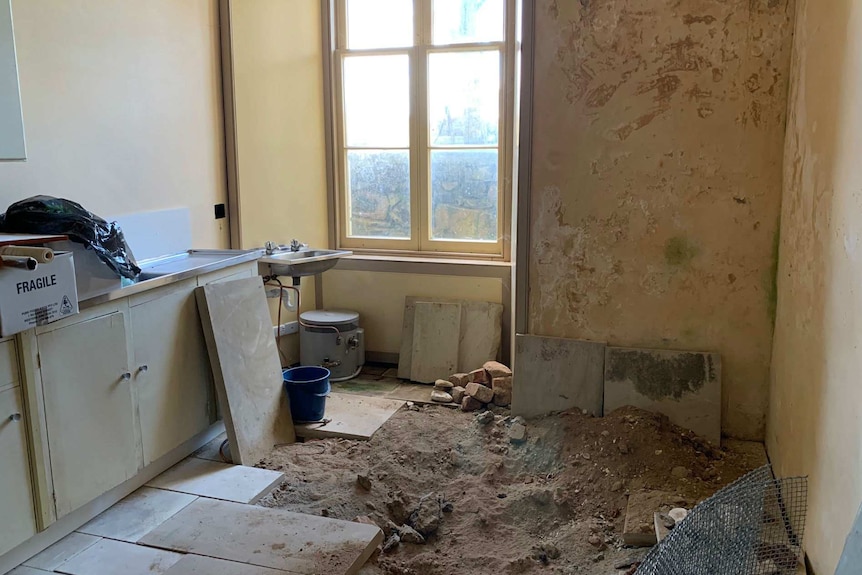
[0, 246, 54, 263]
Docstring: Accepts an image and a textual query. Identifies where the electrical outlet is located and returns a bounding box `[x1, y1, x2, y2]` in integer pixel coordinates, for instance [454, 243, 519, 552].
[214, 203, 226, 219]
[273, 321, 299, 337]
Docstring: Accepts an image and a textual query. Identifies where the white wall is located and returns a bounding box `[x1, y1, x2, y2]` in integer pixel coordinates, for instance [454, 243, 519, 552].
[0, 0, 229, 249]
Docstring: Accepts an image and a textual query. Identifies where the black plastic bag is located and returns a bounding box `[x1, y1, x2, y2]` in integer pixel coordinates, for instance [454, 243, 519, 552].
[0, 195, 141, 279]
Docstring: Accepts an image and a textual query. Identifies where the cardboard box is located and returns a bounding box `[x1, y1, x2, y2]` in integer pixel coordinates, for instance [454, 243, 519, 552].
[0, 251, 79, 336]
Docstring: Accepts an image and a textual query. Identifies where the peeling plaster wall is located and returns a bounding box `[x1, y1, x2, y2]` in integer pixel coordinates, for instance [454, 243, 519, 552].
[768, 0, 862, 572]
[528, 0, 795, 439]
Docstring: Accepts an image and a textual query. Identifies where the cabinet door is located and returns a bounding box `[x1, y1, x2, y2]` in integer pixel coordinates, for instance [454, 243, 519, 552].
[39, 312, 138, 519]
[132, 284, 212, 465]
[0, 387, 36, 555]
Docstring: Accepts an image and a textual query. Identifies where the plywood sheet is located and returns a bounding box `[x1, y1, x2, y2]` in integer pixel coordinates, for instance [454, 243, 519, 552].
[512, 334, 606, 418]
[139, 498, 383, 575]
[164, 555, 289, 575]
[398, 296, 502, 379]
[410, 302, 460, 383]
[78, 487, 196, 543]
[196, 277, 295, 465]
[55, 539, 182, 575]
[147, 457, 283, 504]
[604, 347, 721, 444]
[294, 393, 405, 440]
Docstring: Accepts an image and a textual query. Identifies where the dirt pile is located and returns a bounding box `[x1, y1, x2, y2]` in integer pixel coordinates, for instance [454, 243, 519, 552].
[257, 405, 766, 574]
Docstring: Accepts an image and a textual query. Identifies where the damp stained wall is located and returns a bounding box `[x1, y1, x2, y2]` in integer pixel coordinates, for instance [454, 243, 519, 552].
[528, 0, 795, 439]
[767, 0, 862, 572]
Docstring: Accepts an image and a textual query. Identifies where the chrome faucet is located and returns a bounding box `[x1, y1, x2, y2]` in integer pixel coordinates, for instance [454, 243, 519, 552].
[264, 241, 280, 255]
[289, 239, 307, 252]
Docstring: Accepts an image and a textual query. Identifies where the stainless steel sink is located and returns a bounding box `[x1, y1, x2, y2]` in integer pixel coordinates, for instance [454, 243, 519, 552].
[259, 248, 352, 277]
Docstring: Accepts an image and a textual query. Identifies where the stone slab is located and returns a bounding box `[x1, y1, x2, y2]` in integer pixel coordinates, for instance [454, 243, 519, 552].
[23, 533, 101, 571]
[55, 539, 182, 575]
[398, 297, 502, 379]
[410, 302, 461, 383]
[163, 555, 290, 575]
[196, 277, 295, 466]
[139, 497, 383, 575]
[623, 491, 690, 547]
[147, 457, 283, 504]
[294, 393, 405, 440]
[78, 487, 197, 543]
[836, 502, 862, 575]
[511, 334, 606, 417]
[604, 346, 721, 444]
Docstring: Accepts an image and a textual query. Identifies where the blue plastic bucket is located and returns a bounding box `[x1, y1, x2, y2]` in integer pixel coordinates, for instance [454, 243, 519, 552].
[283, 366, 331, 423]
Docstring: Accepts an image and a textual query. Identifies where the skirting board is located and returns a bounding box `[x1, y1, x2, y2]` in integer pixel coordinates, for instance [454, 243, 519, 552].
[0, 422, 225, 575]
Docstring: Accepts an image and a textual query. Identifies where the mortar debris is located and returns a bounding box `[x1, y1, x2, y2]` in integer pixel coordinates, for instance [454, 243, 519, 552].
[257, 405, 766, 575]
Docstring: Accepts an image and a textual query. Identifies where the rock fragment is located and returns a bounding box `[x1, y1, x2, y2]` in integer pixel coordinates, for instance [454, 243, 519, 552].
[430, 390, 453, 403]
[468, 368, 490, 384]
[451, 386, 467, 404]
[448, 373, 470, 386]
[509, 422, 527, 443]
[434, 379, 454, 391]
[398, 524, 425, 544]
[461, 396, 483, 412]
[477, 410, 495, 425]
[465, 381, 494, 403]
[483, 360, 512, 379]
[356, 473, 372, 491]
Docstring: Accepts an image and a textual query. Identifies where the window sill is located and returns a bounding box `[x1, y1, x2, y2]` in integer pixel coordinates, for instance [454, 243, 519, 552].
[334, 253, 512, 278]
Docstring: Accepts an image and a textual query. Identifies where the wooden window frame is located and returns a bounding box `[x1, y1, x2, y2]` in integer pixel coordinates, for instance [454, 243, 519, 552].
[324, 0, 516, 260]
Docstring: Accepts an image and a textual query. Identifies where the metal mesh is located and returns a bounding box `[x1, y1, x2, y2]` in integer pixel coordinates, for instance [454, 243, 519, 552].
[636, 465, 808, 575]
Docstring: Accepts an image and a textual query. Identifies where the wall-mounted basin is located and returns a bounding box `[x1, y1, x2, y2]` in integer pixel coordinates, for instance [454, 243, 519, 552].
[259, 249, 352, 277]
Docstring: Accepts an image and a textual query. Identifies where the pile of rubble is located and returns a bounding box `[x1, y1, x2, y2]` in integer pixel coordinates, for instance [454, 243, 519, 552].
[429, 360, 513, 410]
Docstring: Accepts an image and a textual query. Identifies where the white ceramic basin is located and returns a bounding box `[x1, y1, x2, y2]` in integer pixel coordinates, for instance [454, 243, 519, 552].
[259, 248, 352, 277]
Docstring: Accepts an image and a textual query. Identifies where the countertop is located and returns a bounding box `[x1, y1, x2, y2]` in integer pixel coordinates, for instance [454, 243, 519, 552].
[79, 249, 262, 310]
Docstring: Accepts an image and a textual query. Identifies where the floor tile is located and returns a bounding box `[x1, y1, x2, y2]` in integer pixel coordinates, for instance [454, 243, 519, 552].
[9, 566, 51, 574]
[163, 555, 290, 575]
[191, 433, 227, 462]
[386, 383, 439, 404]
[139, 498, 382, 575]
[147, 457, 283, 504]
[23, 532, 101, 571]
[295, 393, 404, 441]
[55, 539, 182, 575]
[77, 487, 197, 543]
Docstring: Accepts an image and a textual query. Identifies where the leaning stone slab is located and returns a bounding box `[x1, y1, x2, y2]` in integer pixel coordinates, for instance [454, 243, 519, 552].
[603, 347, 721, 445]
[512, 334, 606, 418]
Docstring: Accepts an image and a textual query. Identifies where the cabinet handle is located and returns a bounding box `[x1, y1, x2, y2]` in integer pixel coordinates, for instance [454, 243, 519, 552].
[138, 365, 149, 374]
[9, 413, 21, 422]
[120, 372, 131, 381]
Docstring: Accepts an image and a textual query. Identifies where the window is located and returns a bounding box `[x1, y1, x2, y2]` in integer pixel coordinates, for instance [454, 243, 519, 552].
[327, 0, 516, 257]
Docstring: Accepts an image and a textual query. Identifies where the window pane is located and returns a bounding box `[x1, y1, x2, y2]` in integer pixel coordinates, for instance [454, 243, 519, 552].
[430, 149, 498, 241]
[344, 55, 409, 147]
[432, 0, 504, 44]
[348, 150, 411, 239]
[347, 0, 413, 49]
[429, 51, 499, 146]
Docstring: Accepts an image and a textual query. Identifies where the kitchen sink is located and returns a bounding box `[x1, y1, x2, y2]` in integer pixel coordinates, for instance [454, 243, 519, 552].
[259, 248, 352, 277]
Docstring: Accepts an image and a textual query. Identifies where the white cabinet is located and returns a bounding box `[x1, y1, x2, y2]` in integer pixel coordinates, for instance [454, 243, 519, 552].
[38, 312, 139, 519]
[0, 0, 25, 160]
[0, 386, 36, 556]
[132, 280, 213, 466]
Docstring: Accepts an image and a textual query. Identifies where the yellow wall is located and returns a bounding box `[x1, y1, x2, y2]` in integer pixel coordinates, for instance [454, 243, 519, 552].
[0, 0, 229, 248]
[230, 0, 328, 252]
[323, 270, 503, 354]
[768, 0, 862, 572]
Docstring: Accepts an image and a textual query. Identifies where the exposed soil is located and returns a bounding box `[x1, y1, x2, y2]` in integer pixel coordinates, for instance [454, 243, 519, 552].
[257, 404, 767, 575]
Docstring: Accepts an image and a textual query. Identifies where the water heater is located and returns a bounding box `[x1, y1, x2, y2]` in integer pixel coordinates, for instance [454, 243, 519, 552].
[299, 309, 364, 381]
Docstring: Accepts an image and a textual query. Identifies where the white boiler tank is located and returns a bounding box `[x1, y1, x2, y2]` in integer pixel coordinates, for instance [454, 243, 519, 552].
[299, 309, 364, 381]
